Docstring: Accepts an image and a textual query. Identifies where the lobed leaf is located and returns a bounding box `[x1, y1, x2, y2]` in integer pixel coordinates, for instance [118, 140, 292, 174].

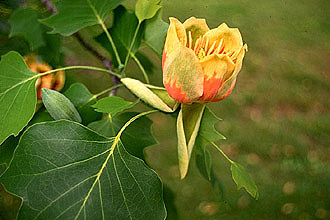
[231, 162, 259, 199]
[1, 120, 166, 219]
[195, 107, 226, 180]
[9, 8, 45, 50]
[135, 0, 162, 23]
[144, 9, 169, 56]
[92, 96, 138, 116]
[40, 0, 123, 36]
[0, 51, 38, 145]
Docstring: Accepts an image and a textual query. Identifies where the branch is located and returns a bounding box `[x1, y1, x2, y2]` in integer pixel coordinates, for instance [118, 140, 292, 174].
[40, 0, 119, 95]
[73, 33, 120, 95]
[41, 0, 57, 14]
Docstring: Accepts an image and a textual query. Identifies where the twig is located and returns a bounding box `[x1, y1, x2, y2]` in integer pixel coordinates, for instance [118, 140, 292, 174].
[40, 0, 119, 95]
[41, 0, 57, 14]
[73, 33, 120, 95]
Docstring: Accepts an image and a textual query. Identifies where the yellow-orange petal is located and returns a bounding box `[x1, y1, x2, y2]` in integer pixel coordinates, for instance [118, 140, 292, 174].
[162, 17, 187, 73]
[214, 44, 247, 101]
[183, 17, 209, 46]
[163, 45, 203, 103]
[198, 54, 235, 102]
[163, 18, 186, 56]
[204, 23, 243, 56]
[53, 70, 65, 91]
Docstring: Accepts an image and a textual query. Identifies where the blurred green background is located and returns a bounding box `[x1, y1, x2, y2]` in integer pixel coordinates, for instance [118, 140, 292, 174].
[1, 0, 330, 219]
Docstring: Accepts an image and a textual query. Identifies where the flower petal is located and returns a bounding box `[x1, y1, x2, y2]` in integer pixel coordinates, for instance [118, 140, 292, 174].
[163, 45, 203, 103]
[162, 17, 187, 71]
[198, 54, 235, 102]
[214, 44, 247, 101]
[183, 17, 209, 46]
[204, 23, 243, 56]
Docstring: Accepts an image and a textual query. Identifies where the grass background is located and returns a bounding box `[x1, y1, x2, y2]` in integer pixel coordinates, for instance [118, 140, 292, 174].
[1, 0, 330, 219]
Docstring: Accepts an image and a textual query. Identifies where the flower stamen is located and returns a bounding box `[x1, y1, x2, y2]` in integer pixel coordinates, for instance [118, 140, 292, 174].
[207, 41, 216, 56]
[188, 31, 192, 49]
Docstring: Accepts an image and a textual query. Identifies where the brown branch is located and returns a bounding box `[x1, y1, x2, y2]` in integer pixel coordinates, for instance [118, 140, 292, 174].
[40, 0, 119, 95]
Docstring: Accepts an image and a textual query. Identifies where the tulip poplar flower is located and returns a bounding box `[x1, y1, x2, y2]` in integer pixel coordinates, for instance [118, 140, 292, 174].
[162, 17, 247, 103]
[162, 17, 247, 179]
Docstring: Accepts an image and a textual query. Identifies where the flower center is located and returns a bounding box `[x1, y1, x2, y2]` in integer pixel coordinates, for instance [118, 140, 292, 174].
[186, 31, 237, 62]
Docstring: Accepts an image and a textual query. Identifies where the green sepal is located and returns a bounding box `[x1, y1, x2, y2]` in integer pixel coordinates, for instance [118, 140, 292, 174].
[177, 103, 205, 179]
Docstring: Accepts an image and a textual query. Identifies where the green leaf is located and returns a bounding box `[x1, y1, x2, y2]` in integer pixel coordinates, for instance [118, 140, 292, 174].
[121, 77, 177, 113]
[64, 83, 102, 124]
[195, 107, 225, 181]
[0, 136, 19, 176]
[9, 8, 45, 50]
[1, 120, 166, 219]
[40, 0, 123, 36]
[177, 103, 205, 179]
[231, 162, 259, 199]
[95, 6, 144, 67]
[0, 51, 38, 145]
[135, 0, 162, 23]
[144, 9, 168, 55]
[37, 33, 64, 67]
[41, 88, 82, 123]
[195, 148, 212, 180]
[88, 112, 158, 159]
[92, 96, 137, 116]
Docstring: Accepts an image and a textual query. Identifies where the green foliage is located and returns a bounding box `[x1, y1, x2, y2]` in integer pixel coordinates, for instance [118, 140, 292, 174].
[88, 112, 158, 159]
[95, 6, 143, 67]
[135, 0, 162, 23]
[9, 8, 45, 50]
[41, 0, 124, 36]
[92, 96, 137, 116]
[1, 120, 166, 219]
[144, 9, 169, 55]
[42, 88, 82, 123]
[0, 136, 19, 176]
[231, 162, 259, 199]
[64, 83, 102, 124]
[0, 51, 37, 144]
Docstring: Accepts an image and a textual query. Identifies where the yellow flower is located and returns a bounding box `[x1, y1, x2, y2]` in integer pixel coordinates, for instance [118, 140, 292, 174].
[24, 55, 65, 99]
[162, 17, 247, 103]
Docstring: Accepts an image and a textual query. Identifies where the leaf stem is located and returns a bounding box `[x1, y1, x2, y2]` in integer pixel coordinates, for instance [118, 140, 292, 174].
[85, 0, 122, 68]
[116, 109, 158, 139]
[91, 84, 124, 100]
[210, 141, 234, 164]
[38, 66, 122, 79]
[123, 22, 141, 70]
[131, 53, 150, 84]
